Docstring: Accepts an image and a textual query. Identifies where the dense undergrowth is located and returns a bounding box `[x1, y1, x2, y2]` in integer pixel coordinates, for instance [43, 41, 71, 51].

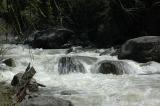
[0, 0, 160, 47]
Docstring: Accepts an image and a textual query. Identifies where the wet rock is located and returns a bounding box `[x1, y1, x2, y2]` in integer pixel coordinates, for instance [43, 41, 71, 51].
[0, 63, 9, 70]
[118, 36, 160, 63]
[97, 60, 132, 75]
[74, 56, 97, 64]
[58, 57, 86, 74]
[32, 28, 74, 49]
[60, 55, 97, 64]
[11, 73, 39, 92]
[2, 58, 16, 67]
[99, 47, 115, 56]
[139, 61, 153, 67]
[11, 72, 23, 86]
[66, 46, 83, 54]
[28, 79, 39, 92]
[19, 96, 74, 106]
[11, 65, 46, 103]
[60, 90, 78, 95]
[110, 49, 120, 56]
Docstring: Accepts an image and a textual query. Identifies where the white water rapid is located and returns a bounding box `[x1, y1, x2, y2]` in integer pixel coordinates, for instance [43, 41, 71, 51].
[1, 44, 160, 106]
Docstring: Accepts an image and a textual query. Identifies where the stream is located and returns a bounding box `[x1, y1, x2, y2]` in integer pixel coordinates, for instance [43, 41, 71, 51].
[1, 44, 160, 106]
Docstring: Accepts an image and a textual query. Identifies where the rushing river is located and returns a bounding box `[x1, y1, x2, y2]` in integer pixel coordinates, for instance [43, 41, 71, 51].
[1, 44, 160, 106]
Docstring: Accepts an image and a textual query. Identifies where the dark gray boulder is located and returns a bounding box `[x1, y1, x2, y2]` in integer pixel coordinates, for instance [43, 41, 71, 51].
[2, 58, 16, 67]
[97, 60, 133, 75]
[118, 36, 160, 63]
[11, 72, 23, 86]
[32, 28, 74, 49]
[58, 57, 86, 74]
[19, 96, 74, 106]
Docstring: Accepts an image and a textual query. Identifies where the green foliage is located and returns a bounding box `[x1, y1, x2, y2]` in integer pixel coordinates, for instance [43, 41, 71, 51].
[0, 0, 107, 40]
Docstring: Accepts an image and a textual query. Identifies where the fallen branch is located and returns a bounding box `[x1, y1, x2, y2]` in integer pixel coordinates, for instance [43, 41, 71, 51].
[16, 80, 30, 102]
[37, 83, 46, 87]
[16, 66, 36, 103]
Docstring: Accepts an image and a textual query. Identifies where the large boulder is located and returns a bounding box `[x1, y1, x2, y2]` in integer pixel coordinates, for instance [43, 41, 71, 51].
[19, 96, 74, 106]
[118, 36, 160, 63]
[96, 60, 134, 75]
[32, 28, 74, 49]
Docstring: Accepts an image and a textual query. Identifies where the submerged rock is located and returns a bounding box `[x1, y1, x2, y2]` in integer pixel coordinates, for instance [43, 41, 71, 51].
[19, 96, 74, 106]
[99, 47, 115, 56]
[97, 60, 133, 75]
[110, 49, 121, 56]
[58, 57, 85, 74]
[60, 90, 78, 95]
[0, 63, 9, 70]
[74, 56, 97, 64]
[2, 58, 16, 67]
[32, 28, 74, 49]
[118, 36, 160, 63]
[66, 46, 83, 54]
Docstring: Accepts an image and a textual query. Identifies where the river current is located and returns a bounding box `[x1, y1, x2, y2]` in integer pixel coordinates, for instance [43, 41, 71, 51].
[1, 44, 160, 106]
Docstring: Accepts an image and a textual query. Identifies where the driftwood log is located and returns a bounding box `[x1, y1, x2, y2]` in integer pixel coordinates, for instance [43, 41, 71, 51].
[16, 64, 36, 103]
[11, 63, 46, 103]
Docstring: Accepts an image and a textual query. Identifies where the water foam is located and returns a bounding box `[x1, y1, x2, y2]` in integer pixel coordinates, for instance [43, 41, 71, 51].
[1, 44, 160, 106]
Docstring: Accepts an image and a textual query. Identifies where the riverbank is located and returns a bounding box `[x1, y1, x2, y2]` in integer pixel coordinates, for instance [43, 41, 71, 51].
[0, 82, 14, 106]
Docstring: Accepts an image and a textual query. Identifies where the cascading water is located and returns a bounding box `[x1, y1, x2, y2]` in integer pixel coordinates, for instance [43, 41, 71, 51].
[1, 44, 160, 106]
[58, 56, 86, 74]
